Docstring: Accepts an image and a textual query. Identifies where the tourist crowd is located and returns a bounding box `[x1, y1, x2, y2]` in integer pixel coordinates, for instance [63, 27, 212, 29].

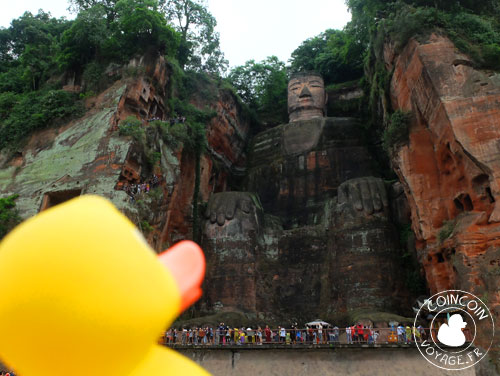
[163, 323, 433, 346]
[147, 116, 186, 125]
[122, 174, 160, 203]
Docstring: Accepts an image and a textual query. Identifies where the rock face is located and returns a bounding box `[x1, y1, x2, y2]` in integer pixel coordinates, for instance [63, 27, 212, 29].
[386, 34, 500, 368]
[202, 116, 412, 321]
[0, 55, 250, 253]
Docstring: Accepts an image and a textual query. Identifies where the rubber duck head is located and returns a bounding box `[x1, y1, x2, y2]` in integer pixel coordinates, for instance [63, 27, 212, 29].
[0, 195, 209, 376]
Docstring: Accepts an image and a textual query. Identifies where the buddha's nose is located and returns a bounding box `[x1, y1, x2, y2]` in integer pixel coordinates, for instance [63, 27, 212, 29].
[299, 85, 312, 98]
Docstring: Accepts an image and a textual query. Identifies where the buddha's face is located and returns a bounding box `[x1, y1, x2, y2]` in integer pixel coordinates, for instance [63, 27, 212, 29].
[288, 74, 326, 122]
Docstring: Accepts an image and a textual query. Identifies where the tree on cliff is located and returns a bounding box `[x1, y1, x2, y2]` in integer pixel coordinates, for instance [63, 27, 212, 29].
[64, 0, 180, 65]
[345, 0, 500, 16]
[0, 11, 70, 91]
[160, 0, 227, 74]
[341, 0, 500, 125]
[0, 195, 21, 241]
[68, 0, 118, 23]
[228, 56, 288, 126]
[344, 0, 500, 65]
[289, 28, 364, 86]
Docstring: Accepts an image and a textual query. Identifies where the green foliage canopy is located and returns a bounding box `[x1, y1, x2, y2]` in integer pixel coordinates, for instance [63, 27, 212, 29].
[61, 0, 180, 68]
[345, 0, 500, 70]
[0, 11, 70, 91]
[0, 89, 83, 150]
[289, 29, 364, 86]
[227, 56, 288, 126]
[382, 110, 412, 153]
[0, 195, 21, 241]
[161, 0, 227, 73]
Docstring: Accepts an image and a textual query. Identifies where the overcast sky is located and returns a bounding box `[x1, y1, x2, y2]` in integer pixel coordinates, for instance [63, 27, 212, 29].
[0, 0, 351, 68]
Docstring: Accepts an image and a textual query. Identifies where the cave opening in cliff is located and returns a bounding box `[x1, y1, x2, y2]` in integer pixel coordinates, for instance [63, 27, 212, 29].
[454, 193, 473, 212]
[40, 189, 82, 212]
[462, 194, 473, 211]
[486, 187, 495, 203]
[454, 198, 464, 212]
[472, 174, 495, 204]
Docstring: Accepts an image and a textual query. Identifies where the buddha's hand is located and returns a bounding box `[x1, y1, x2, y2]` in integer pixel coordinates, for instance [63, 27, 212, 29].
[337, 177, 389, 215]
[205, 192, 258, 226]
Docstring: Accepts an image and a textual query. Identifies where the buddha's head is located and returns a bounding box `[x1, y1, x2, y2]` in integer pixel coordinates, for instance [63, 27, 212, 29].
[288, 72, 327, 122]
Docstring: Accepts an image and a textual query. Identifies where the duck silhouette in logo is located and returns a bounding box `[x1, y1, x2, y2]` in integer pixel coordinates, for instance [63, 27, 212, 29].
[437, 314, 467, 346]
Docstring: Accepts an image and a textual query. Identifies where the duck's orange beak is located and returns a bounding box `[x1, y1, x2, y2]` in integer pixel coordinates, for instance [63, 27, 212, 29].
[157, 240, 205, 313]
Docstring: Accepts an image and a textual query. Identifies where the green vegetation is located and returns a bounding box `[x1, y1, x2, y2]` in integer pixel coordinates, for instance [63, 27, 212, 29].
[167, 72, 213, 243]
[63, 0, 180, 66]
[289, 29, 364, 86]
[343, 0, 500, 126]
[383, 110, 412, 153]
[438, 219, 456, 243]
[0, 0, 228, 153]
[161, 0, 227, 73]
[0, 89, 83, 151]
[227, 56, 288, 126]
[118, 116, 144, 141]
[399, 223, 413, 246]
[372, 4, 500, 70]
[140, 220, 154, 234]
[396, 222, 427, 295]
[0, 195, 21, 240]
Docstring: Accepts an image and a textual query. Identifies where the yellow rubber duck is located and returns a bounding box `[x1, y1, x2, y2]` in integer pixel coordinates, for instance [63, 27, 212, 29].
[0, 195, 210, 376]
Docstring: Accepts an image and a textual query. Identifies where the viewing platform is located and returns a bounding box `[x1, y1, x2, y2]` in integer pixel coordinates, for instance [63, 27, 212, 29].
[175, 345, 476, 376]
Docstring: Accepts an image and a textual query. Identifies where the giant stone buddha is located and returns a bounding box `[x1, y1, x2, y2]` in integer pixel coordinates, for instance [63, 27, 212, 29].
[201, 72, 410, 321]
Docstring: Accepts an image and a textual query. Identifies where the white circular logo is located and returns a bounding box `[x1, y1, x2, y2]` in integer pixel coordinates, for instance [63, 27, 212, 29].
[414, 290, 495, 371]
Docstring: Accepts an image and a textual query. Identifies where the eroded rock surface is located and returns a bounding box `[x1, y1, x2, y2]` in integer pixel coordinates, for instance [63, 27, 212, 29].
[0, 56, 251, 255]
[386, 34, 500, 368]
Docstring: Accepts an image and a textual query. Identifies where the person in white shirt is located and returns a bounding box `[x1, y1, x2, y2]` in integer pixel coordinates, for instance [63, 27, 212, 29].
[346, 326, 352, 344]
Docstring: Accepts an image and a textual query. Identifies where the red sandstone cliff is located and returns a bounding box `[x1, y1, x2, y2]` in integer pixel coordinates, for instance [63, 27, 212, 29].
[386, 33, 500, 368]
[0, 55, 250, 254]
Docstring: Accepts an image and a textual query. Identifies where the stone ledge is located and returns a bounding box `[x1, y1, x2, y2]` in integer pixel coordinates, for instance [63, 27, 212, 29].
[166, 343, 454, 351]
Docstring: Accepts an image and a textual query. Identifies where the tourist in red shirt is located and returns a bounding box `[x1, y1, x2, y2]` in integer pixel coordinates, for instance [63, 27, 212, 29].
[265, 325, 271, 343]
[357, 324, 364, 343]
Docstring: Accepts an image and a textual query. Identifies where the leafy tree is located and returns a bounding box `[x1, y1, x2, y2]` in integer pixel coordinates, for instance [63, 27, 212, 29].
[228, 56, 288, 126]
[58, 5, 109, 70]
[114, 0, 180, 58]
[7, 11, 69, 57]
[161, 0, 227, 73]
[68, 0, 120, 23]
[0, 195, 21, 241]
[0, 92, 19, 121]
[0, 28, 14, 72]
[0, 66, 30, 94]
[65, 0, 180, 64]
[289, 29, 364, 86]
[0, 90, 83, 150]
[1, 11, 71, 90]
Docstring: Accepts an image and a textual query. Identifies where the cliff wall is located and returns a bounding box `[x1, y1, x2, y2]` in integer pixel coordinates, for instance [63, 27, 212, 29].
[386, 33, 500, 369]
[0, 56, 251, 253]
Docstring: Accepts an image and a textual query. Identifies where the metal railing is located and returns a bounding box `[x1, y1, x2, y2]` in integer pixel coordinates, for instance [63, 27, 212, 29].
[161, 327, 472, 347]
